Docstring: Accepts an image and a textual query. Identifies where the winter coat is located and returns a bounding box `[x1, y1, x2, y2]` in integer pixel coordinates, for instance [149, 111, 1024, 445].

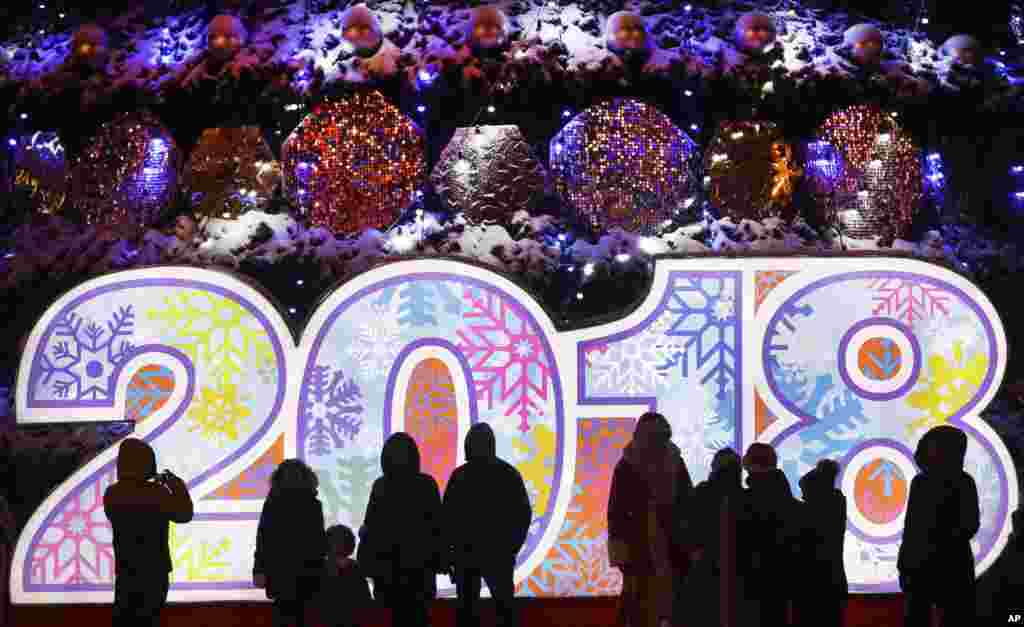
[687, 465, 745, 569]
[607, 442, 693, 574]
[253, 488, 328, 599]
[797, 469, 848, 598]
[102, 438, 193, 576]
[739, 468, 801, 599]
[442, 423, 532, 569]
[320, 558, 372, 627]
[897, 426, 980, 593]
[358, 433, 443, 581]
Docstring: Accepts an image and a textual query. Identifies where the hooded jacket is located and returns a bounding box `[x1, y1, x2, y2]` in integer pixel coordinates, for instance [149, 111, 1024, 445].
[358, 433, 443, 578]
[897, 426, 980, 585]
[253, 480, 328, 597]
[442, 423, 532, 569]
[102, 438, 193, 576]
[797, 464, 848, 597]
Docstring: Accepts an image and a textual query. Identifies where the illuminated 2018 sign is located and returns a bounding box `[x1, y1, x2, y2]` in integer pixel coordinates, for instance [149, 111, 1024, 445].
[11, 257, 1018, 603]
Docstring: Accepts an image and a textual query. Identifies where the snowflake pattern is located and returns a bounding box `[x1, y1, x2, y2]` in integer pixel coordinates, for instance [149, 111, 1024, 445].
[867, 277, 951, 325]
[456, 288, 552, 433]
[302, 365, 364, 456]
[29, 469, 116, 585]
[147, 291, 275, 388]
[513, 424, 557, 521]
[586, 322, 676, 396]
[905, 342, 988, 435]
[660, 274, 739, 400]
[36, 306, 135, 401]
[346, 320, 402, 380]
[186, 383, 254, 446]
[168, 522, 232, 582]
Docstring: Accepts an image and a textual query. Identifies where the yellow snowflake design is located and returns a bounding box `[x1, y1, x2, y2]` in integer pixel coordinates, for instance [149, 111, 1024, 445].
[147, 290, 277, 388]
[905, 341, 988, 435]
[168, 522, 232, 582]
[187, 383, 253, 445]
[513, 423, 557, 518]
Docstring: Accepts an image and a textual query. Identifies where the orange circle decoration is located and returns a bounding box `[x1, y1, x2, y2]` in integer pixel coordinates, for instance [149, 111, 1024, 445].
[281, 90, 426, 234]
[854, 459, 908, 525]
[857, 337, 903, 381]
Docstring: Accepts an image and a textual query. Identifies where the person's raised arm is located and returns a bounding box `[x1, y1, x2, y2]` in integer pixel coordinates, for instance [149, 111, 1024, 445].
[162, 472, 193, 523]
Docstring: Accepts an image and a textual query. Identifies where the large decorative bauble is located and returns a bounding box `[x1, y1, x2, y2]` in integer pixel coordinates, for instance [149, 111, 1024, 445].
[184, 126, 280, 220]
[549, 98, 697, 235]
[207, 15, 248, 65]
[13, 131, 68, 215]
[68, 111, 181, 228]
[468, 5, 509, 50]
[606, 11, 648, 52]
[704, 120, 801, 222]
[807, 105, 922, 241]
[341, 4, 383, 56]
[282, 90, 426, 234]
[432, 126, 546, 223]
[735, 12, 776, 55]
[70, 24, 109, 72]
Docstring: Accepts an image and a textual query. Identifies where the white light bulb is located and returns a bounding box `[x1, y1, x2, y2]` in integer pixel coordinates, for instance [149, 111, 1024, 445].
[583, 263, 595, 277]
[576, 292, 584, 300]
[390, 234, 417, 253]
[297, 280, 305, 286]
[487, 105, 495, 113]
[684, 90, 693, 97]
[730, 132, 744, 140]
[615, 253, 630, 262]
[639, 237, 661, 255]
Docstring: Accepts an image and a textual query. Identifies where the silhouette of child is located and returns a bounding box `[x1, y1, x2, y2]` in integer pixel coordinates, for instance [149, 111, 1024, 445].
[319, 524, 371, 627]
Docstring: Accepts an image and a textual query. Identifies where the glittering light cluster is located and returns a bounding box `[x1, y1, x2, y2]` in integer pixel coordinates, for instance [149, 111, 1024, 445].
[184, 126, 281, 220]
[282, 90, 426, 234]
[812, 105, 922, 241]
[705, 120, 801, 222]
[1012, 3, 1024, 46]
[14, 131, 67, 215]
[68, 111, 181, 228]
[433, 125, 547, 223]
[923, 151, 946, 208]
[549, 98, 697, 235]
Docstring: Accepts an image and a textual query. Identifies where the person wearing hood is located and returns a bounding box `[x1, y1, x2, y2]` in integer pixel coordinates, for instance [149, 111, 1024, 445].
[898, 425, 980, 627]
[739, 442, 801, 627]
[442, 423, 532, 627]
[677, 448, 745, 627]
[103, 438, 193, 627]
[608, 412, 694, 627]
[358, 432, 443, 627]
[794, 459, 847, 627]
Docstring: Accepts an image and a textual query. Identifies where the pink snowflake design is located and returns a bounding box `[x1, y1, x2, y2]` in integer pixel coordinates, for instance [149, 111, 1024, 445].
[29, 469, 116, 585]
[867, 277, 951, 324]
[455, 288, 551, 433]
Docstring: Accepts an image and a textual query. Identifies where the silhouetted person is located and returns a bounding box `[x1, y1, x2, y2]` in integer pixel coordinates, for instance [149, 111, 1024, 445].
[740, 442, 800, 627]
[103, 438, 193, 627]
[794, 459, 847, 627]
[253, 459, 328, 627]
[442, 423, 532, 627]
[358, 433, 443, 627]
[678, 447, 744, 627]
[320, 524, 371, 627]
[609, 412, 693, 627]
[898, 425, 980, 627]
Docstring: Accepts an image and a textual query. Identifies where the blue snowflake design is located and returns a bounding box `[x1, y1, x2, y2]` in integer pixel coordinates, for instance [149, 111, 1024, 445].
[374, 280, 463, 328]
[659, 274, 739, 400]
[520, 487, 596, 596]
[35, 306, 136, 401]
[301, 364, 364, 456]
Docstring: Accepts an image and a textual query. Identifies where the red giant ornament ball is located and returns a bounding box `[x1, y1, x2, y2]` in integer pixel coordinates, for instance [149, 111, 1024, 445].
[184, 126, 281, 219]
[549, 98, 697, 235]
[811, 105, 922, 241]
[68, 111, 181, 228]
[282, 90, 426, 234]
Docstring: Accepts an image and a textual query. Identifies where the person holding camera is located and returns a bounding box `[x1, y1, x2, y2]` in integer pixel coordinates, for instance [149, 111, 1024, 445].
[103, 437, 193, 627]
